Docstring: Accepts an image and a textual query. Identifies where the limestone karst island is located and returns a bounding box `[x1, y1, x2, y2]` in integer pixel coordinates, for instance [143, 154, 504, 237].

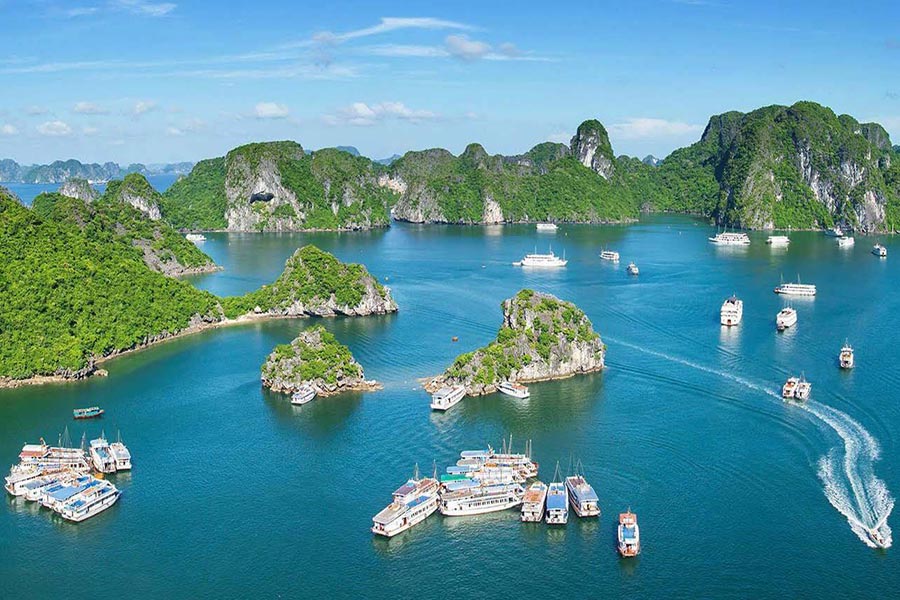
[2, 2, 899, 598]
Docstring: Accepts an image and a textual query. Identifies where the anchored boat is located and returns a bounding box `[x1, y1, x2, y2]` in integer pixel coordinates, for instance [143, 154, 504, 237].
[617, 510, 641, 557]
[839, 341, 855, 369]
[521, 481, 548, 522]
[58, 479, 121, 523]
[720, 295, 743, 326]
[774, 277, 816, 297]
[776, 307, 797, 331]
[497, 381, 530, 399]
[766, 235, 790, 246]
[626, 262, 639, 276]
[873, 243, 887, 258]
[291, 384, 317, 406]
[430, 385, 466, 411]
[709, 231, 751, 245]
[90, 434, 117, 474]
[536, 223, 558, 232]
[513, 248, 567, 267]
[600, 249, 620, 262]
[73, 407, 104, 420]
[545, 463, 568, 525]
[372, 465, 440, 538]
[439, 483, 524, 516]
[565, 463, 600, 518]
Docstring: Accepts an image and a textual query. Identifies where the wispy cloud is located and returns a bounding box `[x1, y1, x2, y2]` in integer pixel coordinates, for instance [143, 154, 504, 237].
[608, 117, 703, 140]
[1, 124, 18, 136]
[82, 125, 100, 136]
[37, 120, 73, 136]
[324, 101, 438, 126]
[254, 102, 290, 119]
[360, 36, 549, 62]
[133, 100, 158, 115]
[300, 17, 475, 47]
[73, 101, 109, 115]
[112, 0, 177, 17]
[64, 6, 99, 17]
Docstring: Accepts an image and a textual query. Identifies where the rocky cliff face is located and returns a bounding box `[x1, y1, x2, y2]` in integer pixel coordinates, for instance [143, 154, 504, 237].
[221, 245, 398, 318]
[570, 120, 615, 179]
[220, 142, 394, 231]
[104, 173, 162, 220]
[58, 178, 99, 203]
[261, 326, 378, 396]
[429, 289, 605, 396]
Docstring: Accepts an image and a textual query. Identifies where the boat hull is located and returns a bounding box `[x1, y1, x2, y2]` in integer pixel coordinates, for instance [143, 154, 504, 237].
[372, 497, 438, 537]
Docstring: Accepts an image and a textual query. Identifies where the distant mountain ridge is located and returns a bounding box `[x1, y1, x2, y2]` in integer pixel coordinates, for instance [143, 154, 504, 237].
[0, 159, 194, 184]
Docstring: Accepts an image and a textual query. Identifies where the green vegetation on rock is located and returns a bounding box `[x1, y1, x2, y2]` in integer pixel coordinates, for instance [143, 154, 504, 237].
[261, 325, 366, 393]
[159, 158, 227, 230]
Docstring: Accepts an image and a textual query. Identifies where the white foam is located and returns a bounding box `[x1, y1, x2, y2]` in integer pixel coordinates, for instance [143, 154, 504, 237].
[610, 336, 894, 548]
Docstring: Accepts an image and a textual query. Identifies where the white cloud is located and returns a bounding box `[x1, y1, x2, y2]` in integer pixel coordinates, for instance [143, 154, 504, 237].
[1, 124, 18, 136]
[363, 44, 449, 58]
[112, 0, 177, 17]
[165, 126, 184, 136]
[607, 118, 703, 140]
[74, 101, 108, 115]
[37, 120, 73, 136]
[254, 102, 290, 119]
[445, 34, 492, 61]
[82, 126, 100, 136]
[133, 100, 158, 115]
[308, 17, 474, 46]
[325, 101, 438, 126]
[65, 7, 99, 17]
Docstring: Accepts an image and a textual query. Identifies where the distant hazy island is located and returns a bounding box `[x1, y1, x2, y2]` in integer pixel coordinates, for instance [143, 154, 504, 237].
[0, 158, 193, 184]
[427, 289, 605, 396]
[0, 183, 396, 388]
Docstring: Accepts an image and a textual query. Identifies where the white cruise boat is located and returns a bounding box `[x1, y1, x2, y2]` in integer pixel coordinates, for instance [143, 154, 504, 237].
[109, 432, 132, 471]
[372, 466, 440, 537]
[825, 226, 844, 237]
[599, 249, 620, 262]
[513, 249, 567, 267]
[497, 381, 530, 399]
[774, 278, 816, 297]
[626, 262, 639, 276]
[720, 295, 743, 326]
[837, 236, 855, 248]
[565, 472, 601, 518]
[618, 510, 641, 557]
[185, 233, 207, 242]
[536, 223, 558, 232]
[873, 243, 887, 258]
[545, 474, 568, 525]
[22, 474, 67, 502]
[58, 479, 121, 522]
[709, 231, 751, 245]
[291, 384, 317, 406]
[839, 341, 854, 369]
[776, 307, 797, 331]
[794, 376, 811, 401]
[5, 465, 45, 496]
[457, 440, 539, 481]
[90, 434, 117, 474]
[766, 235, 790, 246]
[439, 483, 524, 516]
[430, 385, 466, 411]
[521, 481, 548, 522]
[42, 476, 99, 510]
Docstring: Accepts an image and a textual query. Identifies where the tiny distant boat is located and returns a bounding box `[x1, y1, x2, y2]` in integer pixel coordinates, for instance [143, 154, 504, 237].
[720, 295, 743, 326]
[617, 510, 641, 557]
[521, 481, 548, 522]
[709, 231, 750, 245]
[766, 235, 790, 246]
[290, 384, 317, 406]
[867, 527, 888, 549]
[536, 223, 558, 232]
[626, 262, 639, 276]
[825, 226, 844, 238]
[185, 233, 207, 243]
[73, 407, 104, 420]
[497, 381, 530, 399]
[566, 469, 600, 518]
[513, 249, 567, 267]
[430, 385, 466, 411]
[774, 277, 816, 297]
[776, 307, 797, 331]
[600, 249, 620, 262]
[837, 236, 855, 248]
[839, 341, 854, 369]
[873, 244, 887, 258]
[372, 465, 440, 537]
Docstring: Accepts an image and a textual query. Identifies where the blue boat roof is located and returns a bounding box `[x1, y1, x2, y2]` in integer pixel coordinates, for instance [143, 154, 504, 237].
[547, 493, 567, 510]
[622, 526, 637, 540]
[444, 480, 479, 492]
[407, 495, 431, 509]
[446, 465, 474, 474]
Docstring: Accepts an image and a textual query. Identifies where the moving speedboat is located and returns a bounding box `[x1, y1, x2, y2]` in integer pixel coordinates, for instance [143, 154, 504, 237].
[626, 262, 639, 276]
[720, 295, 743, 326]
[776, 307, 797, 331]
[794, 376, 812, 401]
[497, 381, 530, 399]
[782, 377, 799, 399]
[430, 385, 466, 411]
[873, 243, 887, 258]
[617, 510, 641, 557]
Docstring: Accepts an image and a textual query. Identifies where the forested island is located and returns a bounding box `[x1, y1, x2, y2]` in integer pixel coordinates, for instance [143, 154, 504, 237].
[426, 289, 605, 396]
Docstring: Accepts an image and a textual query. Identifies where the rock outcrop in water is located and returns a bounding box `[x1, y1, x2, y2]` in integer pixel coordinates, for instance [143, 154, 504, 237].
[221, 245, 398, 318]
[58, 178, 99, 203]
[427, 289, 605, 396]
[261, 326, 379, 395]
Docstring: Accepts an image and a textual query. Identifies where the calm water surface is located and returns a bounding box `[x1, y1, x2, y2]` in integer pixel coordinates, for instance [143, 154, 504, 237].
[3, 174, 178, 205]
[1, 216, 898, 598]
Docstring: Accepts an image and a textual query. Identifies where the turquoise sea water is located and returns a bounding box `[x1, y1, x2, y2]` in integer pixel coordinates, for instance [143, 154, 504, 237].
[1, 216, 898, 598]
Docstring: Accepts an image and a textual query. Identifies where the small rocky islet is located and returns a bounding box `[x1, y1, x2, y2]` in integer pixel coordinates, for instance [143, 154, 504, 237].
[261, 326, 379, 396]
[427, 289, 605, 396]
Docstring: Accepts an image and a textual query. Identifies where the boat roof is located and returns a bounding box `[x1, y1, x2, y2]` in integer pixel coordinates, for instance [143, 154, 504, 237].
[547, 492, 567, 510]
[621, 526, 637, 540]
[19, 445, 47, 458]
[459, 450, 490, 458]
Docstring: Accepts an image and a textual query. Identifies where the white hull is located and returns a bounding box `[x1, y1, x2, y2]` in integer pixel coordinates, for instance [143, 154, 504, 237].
[440, 496, 522, 516]
[59, 488, 121, 522]
[776, 309, 797, 331]
[497, 383, 530, 399]
[372, 496, 438, 537]
[431, 386, 466, 411]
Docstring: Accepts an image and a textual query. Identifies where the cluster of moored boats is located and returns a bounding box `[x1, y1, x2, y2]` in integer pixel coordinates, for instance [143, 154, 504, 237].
[4, 430, 131, 522]
[430, 380, 529, 412]
[710, 229, 888, 258]
[372, 441, 641, 557]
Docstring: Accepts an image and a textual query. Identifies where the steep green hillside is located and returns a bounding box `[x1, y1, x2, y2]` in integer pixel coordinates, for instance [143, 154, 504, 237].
[159, 158, 227, 230]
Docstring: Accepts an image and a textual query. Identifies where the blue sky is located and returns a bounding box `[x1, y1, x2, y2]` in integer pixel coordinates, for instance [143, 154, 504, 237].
[1, 0, 898, 164]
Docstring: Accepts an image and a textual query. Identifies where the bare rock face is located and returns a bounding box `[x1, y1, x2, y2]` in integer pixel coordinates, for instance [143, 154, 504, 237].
[570, 120, 616, 180]
[58, 178, 99, 203]
[104, 173, 163, 220]
[429, 289, 605, 396]
[261, 326, 379, 396]
[224, 141, 306, 231]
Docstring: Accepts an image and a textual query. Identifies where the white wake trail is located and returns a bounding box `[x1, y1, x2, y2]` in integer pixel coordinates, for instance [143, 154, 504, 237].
[609, 336, 893, 548]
